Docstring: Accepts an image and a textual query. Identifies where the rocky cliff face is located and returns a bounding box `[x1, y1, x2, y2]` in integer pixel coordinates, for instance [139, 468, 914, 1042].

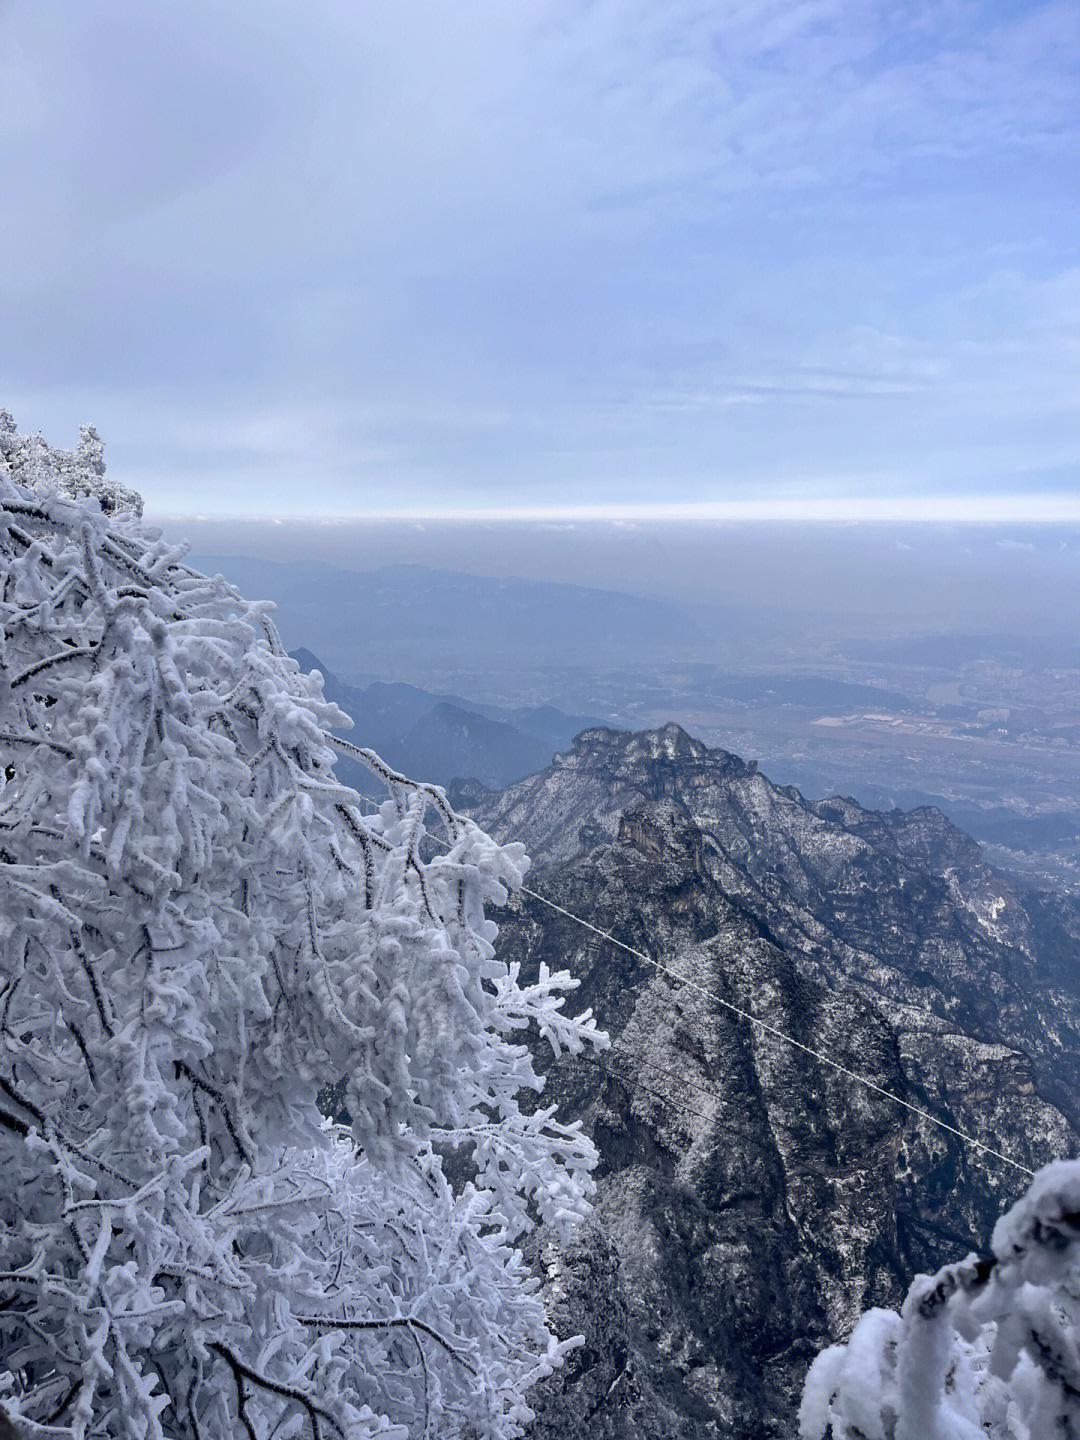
[456, 724, 1080, 1438]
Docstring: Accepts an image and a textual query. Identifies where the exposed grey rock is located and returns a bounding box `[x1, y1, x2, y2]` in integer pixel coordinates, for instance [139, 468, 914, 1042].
[463, 724, 1080, 1438]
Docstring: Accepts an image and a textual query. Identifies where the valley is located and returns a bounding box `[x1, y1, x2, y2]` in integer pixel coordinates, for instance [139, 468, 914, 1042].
[195, 542, 1080, 894]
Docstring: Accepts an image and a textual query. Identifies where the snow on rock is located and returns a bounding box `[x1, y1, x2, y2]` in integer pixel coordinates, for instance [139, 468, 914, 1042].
[0, 417, 606, 1439]
[461, 725, 1080, 1437]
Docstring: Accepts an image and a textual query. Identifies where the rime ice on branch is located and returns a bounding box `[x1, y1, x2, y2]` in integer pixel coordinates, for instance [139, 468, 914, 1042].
[800, 1158, 1080, 1440]
[0, 417, 606, 1439]
[0, 412, 143, 517]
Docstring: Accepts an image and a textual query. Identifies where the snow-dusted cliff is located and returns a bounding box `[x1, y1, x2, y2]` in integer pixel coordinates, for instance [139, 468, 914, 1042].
[459, 724, 1080, 1437]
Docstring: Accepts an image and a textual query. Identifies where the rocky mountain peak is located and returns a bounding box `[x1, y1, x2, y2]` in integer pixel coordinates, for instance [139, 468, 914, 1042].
[814, 793, 983, 874]
[458, 723, 1080, 1438]
[563, 721, 751, 781]
[469, 723, 762, 864]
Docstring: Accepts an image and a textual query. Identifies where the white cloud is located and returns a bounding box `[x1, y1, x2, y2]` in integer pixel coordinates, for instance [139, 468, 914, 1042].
[0, 0, 1076, 513]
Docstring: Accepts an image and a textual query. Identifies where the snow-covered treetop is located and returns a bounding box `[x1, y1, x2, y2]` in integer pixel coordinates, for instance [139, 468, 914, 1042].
[800, 1158, 1080, 1440]
[0, 411, 143, 517]
[0, 417, 606, 1438]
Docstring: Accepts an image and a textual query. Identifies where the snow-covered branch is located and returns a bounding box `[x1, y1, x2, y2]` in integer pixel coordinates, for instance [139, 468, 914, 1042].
[0, 416, 605, 1439]
[800, 1159, 1080, 1440]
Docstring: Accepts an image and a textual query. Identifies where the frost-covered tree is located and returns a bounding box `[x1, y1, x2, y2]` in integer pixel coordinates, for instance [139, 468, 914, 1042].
[800, 1158, 1080, 1440]
[0, 415, 606, 1439]
[0, 414, 143, 518]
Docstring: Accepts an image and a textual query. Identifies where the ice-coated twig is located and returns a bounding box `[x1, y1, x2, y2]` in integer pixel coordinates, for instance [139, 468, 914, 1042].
[0, 413, 604, 1440]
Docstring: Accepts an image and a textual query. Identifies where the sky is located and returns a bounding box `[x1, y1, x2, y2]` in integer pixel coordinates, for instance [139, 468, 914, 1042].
[1, 0, 1077, 518]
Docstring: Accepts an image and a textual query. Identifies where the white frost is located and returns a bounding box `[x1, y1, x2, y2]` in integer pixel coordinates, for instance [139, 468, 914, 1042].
[0, 417, 606, 1439]
[801, 1158, 1080, 1439]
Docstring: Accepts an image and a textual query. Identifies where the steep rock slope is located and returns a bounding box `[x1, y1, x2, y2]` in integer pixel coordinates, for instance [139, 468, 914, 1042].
[459, 725, 1080, 1438]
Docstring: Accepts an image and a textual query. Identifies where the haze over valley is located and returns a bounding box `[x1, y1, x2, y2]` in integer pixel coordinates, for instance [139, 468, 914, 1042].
[181, 519, 1080, 893]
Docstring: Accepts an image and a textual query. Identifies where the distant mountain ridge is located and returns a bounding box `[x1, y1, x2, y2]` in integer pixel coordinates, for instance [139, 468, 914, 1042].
[192, 554, 698, 677]
[291, 647, 603, 790]
[456, 724, 1080, 1438]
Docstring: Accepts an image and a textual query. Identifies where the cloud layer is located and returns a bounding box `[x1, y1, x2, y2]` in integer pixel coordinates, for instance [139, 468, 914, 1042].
[1, 0, 1076, 515]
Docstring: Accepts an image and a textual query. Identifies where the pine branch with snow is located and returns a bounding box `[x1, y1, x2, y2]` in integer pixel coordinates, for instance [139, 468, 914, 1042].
[0, 417, 606, 1439]
[800, 1159, 1080, 1440]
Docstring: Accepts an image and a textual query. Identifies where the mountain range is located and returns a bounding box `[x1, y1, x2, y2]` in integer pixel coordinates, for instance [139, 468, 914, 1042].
[291, 647, 602, 790]
[453, 724, 1080, 1437]
[191, 554, 697, 678]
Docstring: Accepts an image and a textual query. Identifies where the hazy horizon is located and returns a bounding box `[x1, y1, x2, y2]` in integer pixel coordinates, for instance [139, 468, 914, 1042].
[171, 515, 1080, 640]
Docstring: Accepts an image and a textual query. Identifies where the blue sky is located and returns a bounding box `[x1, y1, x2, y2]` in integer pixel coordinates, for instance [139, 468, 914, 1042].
[1, 0, 1077, 517]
